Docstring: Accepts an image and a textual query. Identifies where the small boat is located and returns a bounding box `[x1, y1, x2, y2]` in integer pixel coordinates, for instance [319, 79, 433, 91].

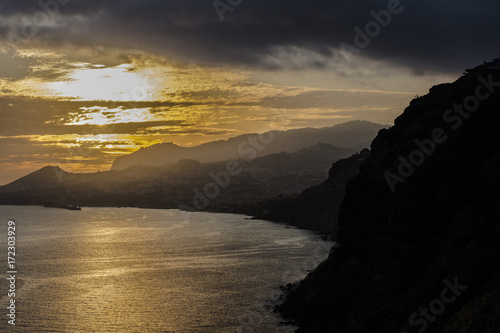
[43, 202, 82, 210]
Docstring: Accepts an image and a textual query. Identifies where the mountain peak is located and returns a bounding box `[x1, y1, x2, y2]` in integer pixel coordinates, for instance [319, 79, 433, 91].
[3, 166, 67, 187]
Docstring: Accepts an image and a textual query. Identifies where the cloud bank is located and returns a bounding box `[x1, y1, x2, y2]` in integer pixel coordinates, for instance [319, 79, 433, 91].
[1, 0, 499, 73]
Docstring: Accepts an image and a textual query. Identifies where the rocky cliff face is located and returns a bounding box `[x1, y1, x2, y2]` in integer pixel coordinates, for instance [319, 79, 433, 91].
[279, 64, 500, 332]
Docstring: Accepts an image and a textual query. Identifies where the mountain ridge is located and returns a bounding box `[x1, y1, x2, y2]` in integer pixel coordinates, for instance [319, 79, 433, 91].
[0, 143, 357, 211]
[111, 120, 387, 170]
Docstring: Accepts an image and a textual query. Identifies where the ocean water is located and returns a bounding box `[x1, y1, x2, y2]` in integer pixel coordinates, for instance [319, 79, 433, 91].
[0, 206, 332, 332]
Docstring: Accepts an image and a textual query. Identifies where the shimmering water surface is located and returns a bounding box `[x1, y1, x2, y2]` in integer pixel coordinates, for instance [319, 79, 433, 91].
[0, 206, 332, 332]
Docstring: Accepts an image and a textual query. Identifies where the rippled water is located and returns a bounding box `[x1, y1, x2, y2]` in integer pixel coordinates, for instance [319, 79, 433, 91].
[0, 206, 332, 332]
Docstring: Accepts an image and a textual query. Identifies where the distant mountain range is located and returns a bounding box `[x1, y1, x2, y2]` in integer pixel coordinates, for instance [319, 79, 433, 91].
[0, 143, 358, 210]
[111, 120, 386, 170]
[0, 119, 389, 210]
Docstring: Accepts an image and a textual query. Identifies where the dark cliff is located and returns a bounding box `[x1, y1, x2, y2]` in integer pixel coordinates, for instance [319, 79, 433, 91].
[279, 63, 500, 332]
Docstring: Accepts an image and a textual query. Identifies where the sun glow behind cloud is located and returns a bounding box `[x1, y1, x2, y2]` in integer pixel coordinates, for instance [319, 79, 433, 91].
[0, 0, 497, 187]
[0, 46, 441, 185]
[48, 63, 160, 101]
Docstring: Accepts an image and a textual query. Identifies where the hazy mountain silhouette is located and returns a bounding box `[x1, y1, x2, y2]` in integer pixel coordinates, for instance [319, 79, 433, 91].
[278, 61, 500, 332]
[111, 121, 386, 170]
[0, 143, 356, 210]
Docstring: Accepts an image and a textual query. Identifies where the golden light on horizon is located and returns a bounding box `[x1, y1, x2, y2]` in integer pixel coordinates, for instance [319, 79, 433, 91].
[0, 47, 434, 185]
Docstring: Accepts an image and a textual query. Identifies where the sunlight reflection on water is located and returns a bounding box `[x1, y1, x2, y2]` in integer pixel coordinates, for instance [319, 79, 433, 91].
[0, 206, 332, 332]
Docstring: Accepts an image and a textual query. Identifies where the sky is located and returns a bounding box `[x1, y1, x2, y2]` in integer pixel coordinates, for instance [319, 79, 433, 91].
[1, 0, 499, 185]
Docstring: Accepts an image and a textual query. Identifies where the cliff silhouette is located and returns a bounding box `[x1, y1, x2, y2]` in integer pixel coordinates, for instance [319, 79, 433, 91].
[279, 61, 500, 332]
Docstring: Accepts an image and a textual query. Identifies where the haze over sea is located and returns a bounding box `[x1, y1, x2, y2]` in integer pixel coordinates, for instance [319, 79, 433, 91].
[0, 206, 331, 332]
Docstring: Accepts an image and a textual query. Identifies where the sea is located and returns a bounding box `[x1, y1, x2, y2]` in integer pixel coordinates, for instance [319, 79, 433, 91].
[0, 206, 332, 332]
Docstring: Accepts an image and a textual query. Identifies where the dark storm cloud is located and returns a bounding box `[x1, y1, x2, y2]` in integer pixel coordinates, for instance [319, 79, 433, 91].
[2, 0, 500, 73]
